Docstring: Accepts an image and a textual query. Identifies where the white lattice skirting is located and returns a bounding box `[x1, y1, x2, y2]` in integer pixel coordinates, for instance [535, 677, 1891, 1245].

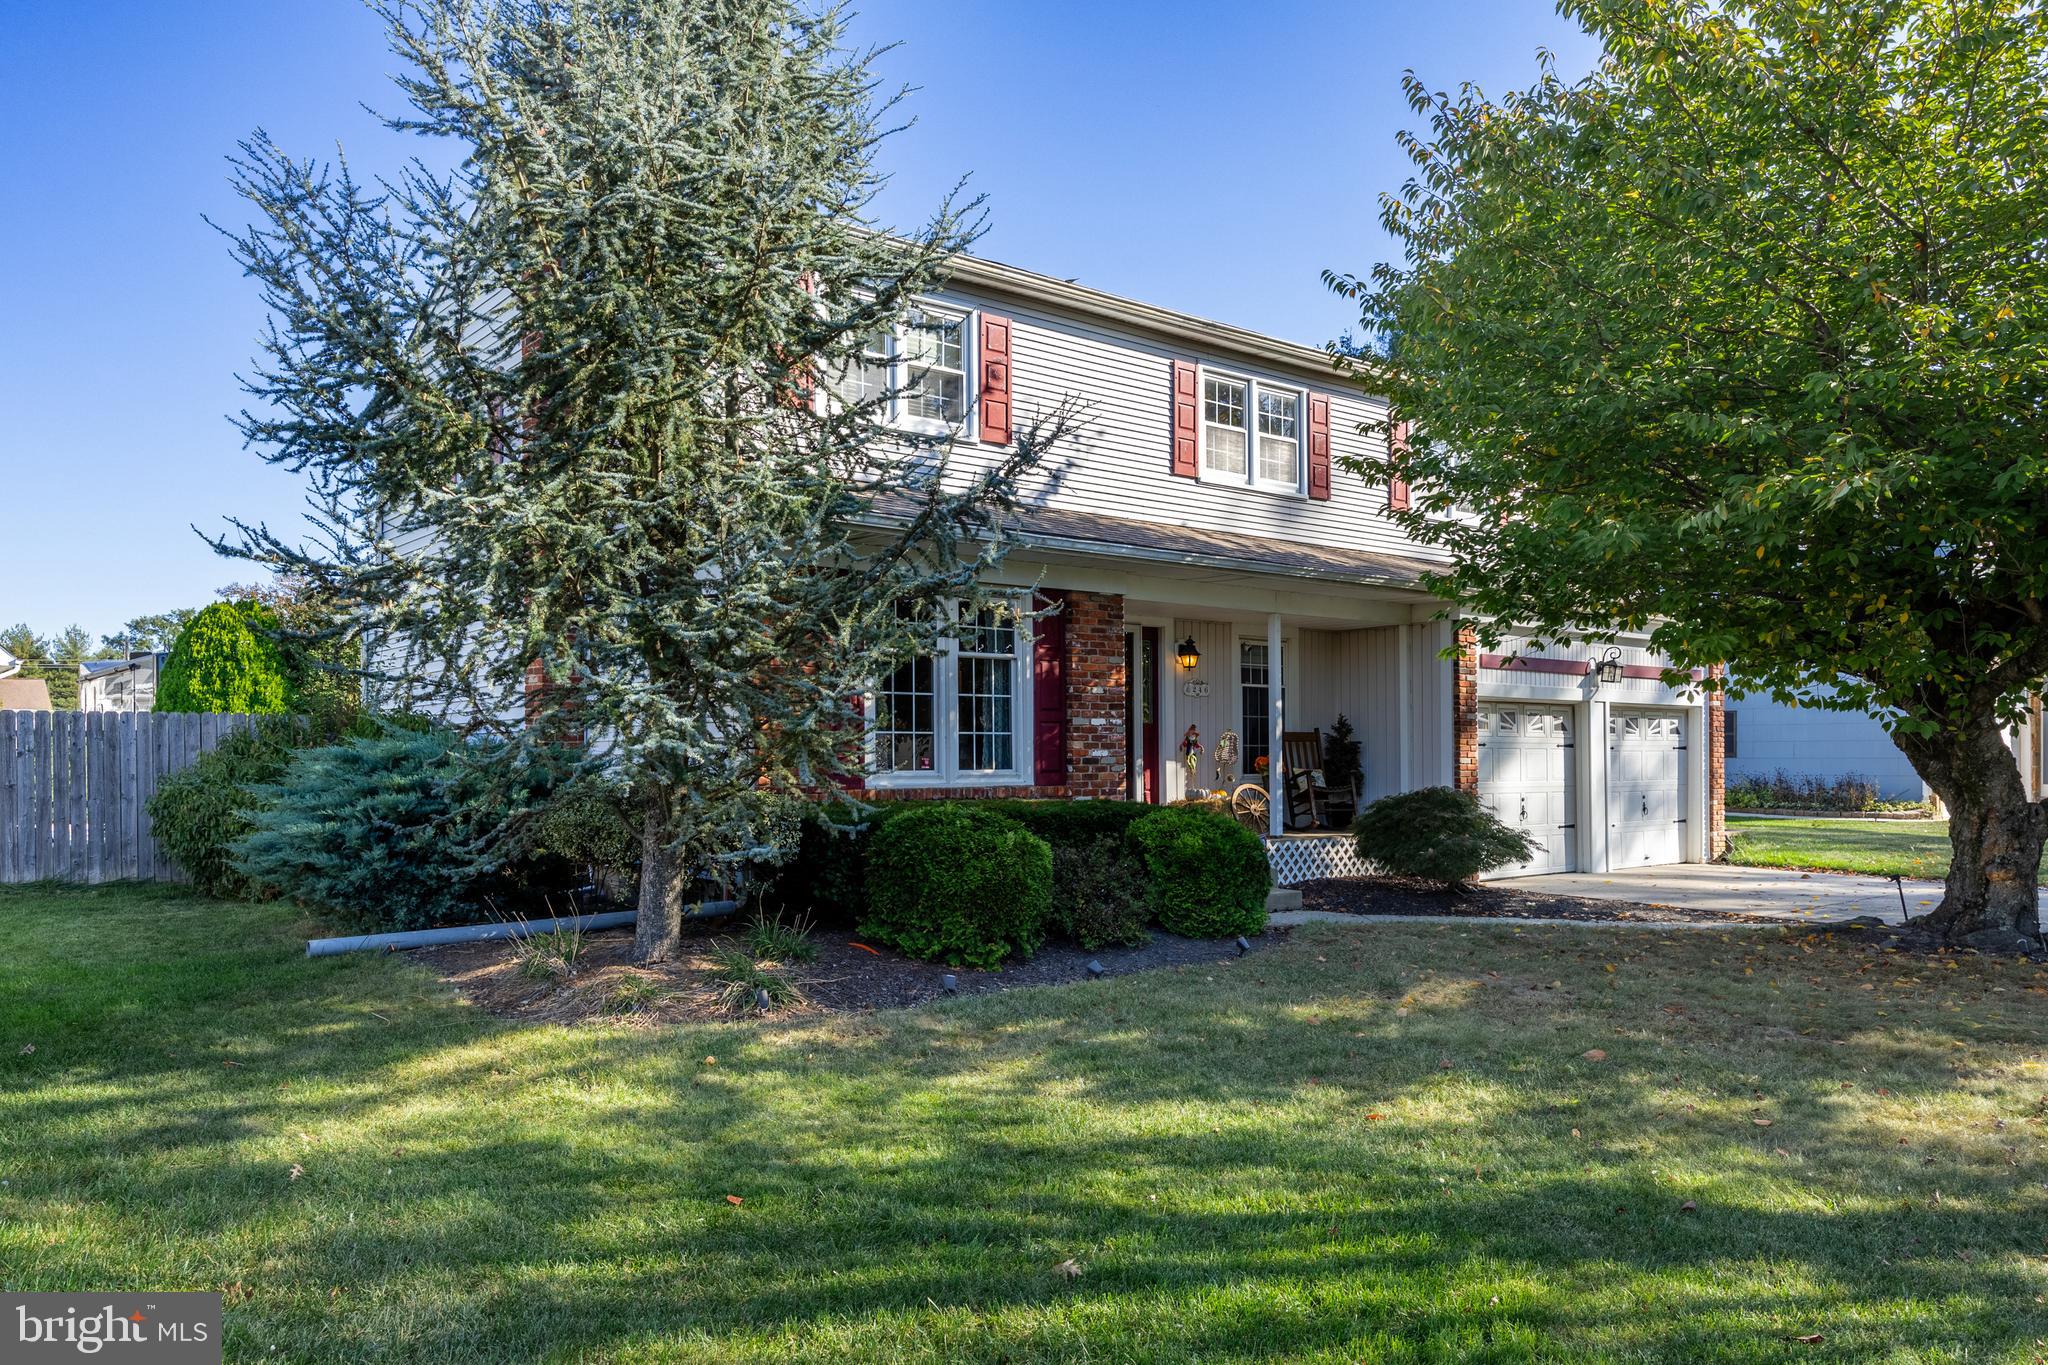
[1262, 835, 1371, 887]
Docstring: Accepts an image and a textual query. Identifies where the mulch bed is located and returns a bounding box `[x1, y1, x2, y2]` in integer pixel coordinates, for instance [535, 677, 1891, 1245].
[417, 918, 1286, 1025]
[1296, 875, 1781, 926]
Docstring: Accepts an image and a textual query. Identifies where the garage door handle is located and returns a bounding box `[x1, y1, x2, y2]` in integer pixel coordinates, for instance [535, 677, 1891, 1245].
[1519, 798, 1528, 822]
[1640, 795, 1649, 815]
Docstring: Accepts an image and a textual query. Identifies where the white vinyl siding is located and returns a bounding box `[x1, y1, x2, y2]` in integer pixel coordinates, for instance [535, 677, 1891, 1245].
[885, 284, 1438, 562]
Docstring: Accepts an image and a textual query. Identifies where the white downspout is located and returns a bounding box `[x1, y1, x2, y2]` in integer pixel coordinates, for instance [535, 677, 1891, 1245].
[1267, 612, 1285, 837]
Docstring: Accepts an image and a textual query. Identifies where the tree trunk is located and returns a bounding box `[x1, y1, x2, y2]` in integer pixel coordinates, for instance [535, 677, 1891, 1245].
[1893, 709, 2045, 949]
[633, 806, 686, 963]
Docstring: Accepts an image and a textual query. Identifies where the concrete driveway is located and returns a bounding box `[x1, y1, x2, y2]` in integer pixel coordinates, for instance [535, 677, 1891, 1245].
[1495, 863, 2047, 926]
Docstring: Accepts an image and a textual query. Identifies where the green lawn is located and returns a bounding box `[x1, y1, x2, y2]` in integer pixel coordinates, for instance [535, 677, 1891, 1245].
[6, 885, 2048, 1361]
[1725, 814, 1958, 879]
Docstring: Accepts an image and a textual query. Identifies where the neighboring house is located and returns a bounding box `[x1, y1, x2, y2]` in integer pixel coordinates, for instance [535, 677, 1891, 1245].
[434, 253, 1730, 882]
[0, 677, 53, 710]
[1721, 684, 1928, 802]
[0, 644, 17, 679]
[77, 651, 167, 713]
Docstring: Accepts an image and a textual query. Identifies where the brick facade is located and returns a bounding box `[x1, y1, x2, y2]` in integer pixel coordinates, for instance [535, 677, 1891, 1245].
[1706, 662, 1727, 857]
[871, 589, 1129, 803]
[1452, 624, 1479, 794]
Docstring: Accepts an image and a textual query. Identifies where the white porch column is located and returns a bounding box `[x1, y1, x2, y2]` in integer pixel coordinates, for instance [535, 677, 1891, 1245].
[1267, 612, 1285, 836]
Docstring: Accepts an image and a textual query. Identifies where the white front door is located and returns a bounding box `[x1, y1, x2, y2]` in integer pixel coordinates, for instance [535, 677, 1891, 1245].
[1477, 703, 1577, 875]
[1608, 707, 1688, 867]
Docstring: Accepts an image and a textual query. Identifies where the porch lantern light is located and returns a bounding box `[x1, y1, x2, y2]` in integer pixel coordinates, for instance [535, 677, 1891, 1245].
[1176, 636, 1202, 670]
[1593, 647, 1626, 686]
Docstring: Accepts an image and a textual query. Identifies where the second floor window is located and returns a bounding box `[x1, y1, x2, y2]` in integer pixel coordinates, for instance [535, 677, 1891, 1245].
[1203, 369, 1303, 493]
[834, 306, 969, 432]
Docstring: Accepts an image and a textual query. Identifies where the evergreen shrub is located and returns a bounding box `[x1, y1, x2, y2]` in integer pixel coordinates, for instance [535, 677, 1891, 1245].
[154, 601, 293, 715]
[1128, 806, 1271, 938]
[1352, 786, 1536, 890]
[860, 804, 1052, 967]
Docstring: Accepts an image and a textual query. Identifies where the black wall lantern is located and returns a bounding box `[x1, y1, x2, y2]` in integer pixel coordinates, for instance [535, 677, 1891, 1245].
[1593, 646, 1625, 686]
[1176, 636, 1202, 671]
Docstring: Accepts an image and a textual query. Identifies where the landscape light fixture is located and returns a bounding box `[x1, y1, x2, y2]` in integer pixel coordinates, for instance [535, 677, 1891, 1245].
[1176, 636, 1201, 670]
[1593, 647, 1626, 686]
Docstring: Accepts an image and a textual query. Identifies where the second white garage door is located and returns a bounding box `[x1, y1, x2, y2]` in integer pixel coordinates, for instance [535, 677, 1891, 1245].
[1608, 707, 1688, 867]
[1477, 704, 1577, 875]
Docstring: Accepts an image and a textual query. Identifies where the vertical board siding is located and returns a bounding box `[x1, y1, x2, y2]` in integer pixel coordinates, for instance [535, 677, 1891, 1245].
[0, 710, 256, 884]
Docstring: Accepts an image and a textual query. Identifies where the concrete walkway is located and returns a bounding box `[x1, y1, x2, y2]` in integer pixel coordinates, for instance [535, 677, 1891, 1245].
[1267, 909, 1768, 932]
[1492, 862, 2030, 927]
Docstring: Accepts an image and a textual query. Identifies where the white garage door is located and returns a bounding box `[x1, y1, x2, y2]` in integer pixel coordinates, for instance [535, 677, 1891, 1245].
[1608, 707, 1688, 867]
[1477, 704, 1577, 875]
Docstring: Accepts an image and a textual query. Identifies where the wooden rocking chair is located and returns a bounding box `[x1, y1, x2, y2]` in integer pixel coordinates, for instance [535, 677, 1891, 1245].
[1281, 729, 1364, 830]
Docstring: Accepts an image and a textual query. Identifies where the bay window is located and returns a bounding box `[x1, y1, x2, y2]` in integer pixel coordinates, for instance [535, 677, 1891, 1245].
[1201, 368, 1303, 493]
[869, 600, 1029, 784]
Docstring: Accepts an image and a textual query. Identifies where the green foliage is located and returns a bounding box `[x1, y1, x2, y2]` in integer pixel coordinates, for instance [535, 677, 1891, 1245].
[860, 804, 1052, 968]
[155, 601, 291, 715]
[215, 0, 1078, 961]
[233, 730, 557, 931]
[101, 609, 197, 657]
[1725, 771, 1929, 815]
[1049, 836, 1151, 950]
[144, 725, 297, 899]
[1127, 807, 1270, 939]
[1323, 715, 1362, 796]
[1331, 0, 2048, 930]
[511, 925, 586, 982]
[529, 781, 640, 898]
[706, 942, 803, 1012]
[1352, 787, 1536, 891]
[973, 799, 1156, 849]
[742, 911, 818, 965]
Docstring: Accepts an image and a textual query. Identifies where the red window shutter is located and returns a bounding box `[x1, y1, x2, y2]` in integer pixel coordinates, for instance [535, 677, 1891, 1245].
[1389, 418, 1412, 511]
[1033, 591, 1068, 786]
[830, 693, 867, 792]
[1307, 393, 1332, 500]
[1170, 360, 1200, 478]
[978, 313, 1013, 444]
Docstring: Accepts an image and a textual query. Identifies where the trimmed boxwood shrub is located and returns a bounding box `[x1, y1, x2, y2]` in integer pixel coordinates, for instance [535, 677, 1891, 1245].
[859, 804, 1053, 967]
[975, 799, 1155, 849]
[1352, 786, 1535, 890]
[146, 724, 298, 899]
[1128, 806, 1270, 939]
[1050, 835, 1150, 949]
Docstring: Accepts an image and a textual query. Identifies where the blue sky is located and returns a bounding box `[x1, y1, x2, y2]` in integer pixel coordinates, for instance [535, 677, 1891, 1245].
[0, 1, 1598, 639]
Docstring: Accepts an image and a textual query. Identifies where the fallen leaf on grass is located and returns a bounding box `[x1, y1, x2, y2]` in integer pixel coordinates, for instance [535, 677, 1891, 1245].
[724, 1195, 744, 1206]
[1753, 1118, 1774, 1127]
[1366, 1113, 1385, 1120]
[1679, 1200, 1698, 1214]
[1053, 1259, 1083, 1280]
[1570, 1128, 1581, 1138]
[288, 1164, 304, 1181]
[17, 1045, 33, 1056]
[1792, 1333, 1825, 1344]
[1582, 1049, 1608, 1062]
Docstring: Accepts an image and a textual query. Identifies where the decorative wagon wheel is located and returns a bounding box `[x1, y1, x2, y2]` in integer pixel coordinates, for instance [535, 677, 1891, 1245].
[1228, 781, 1270, 832]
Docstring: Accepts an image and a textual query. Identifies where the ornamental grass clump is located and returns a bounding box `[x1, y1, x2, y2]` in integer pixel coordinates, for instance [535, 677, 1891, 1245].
[1351, 786, 1536, 891]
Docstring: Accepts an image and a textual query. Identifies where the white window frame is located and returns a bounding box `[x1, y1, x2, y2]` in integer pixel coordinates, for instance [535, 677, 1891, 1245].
[831, 299, 978, 441]
[865, 596, 1032, 788]
[1197, 365, 1305, 496]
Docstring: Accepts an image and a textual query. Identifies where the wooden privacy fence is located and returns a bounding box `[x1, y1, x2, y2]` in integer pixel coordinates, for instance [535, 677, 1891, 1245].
[0, 710, 258, 884]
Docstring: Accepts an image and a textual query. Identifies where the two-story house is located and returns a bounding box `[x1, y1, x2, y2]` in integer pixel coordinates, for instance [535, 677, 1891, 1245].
[838, 253, 1728, 883]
